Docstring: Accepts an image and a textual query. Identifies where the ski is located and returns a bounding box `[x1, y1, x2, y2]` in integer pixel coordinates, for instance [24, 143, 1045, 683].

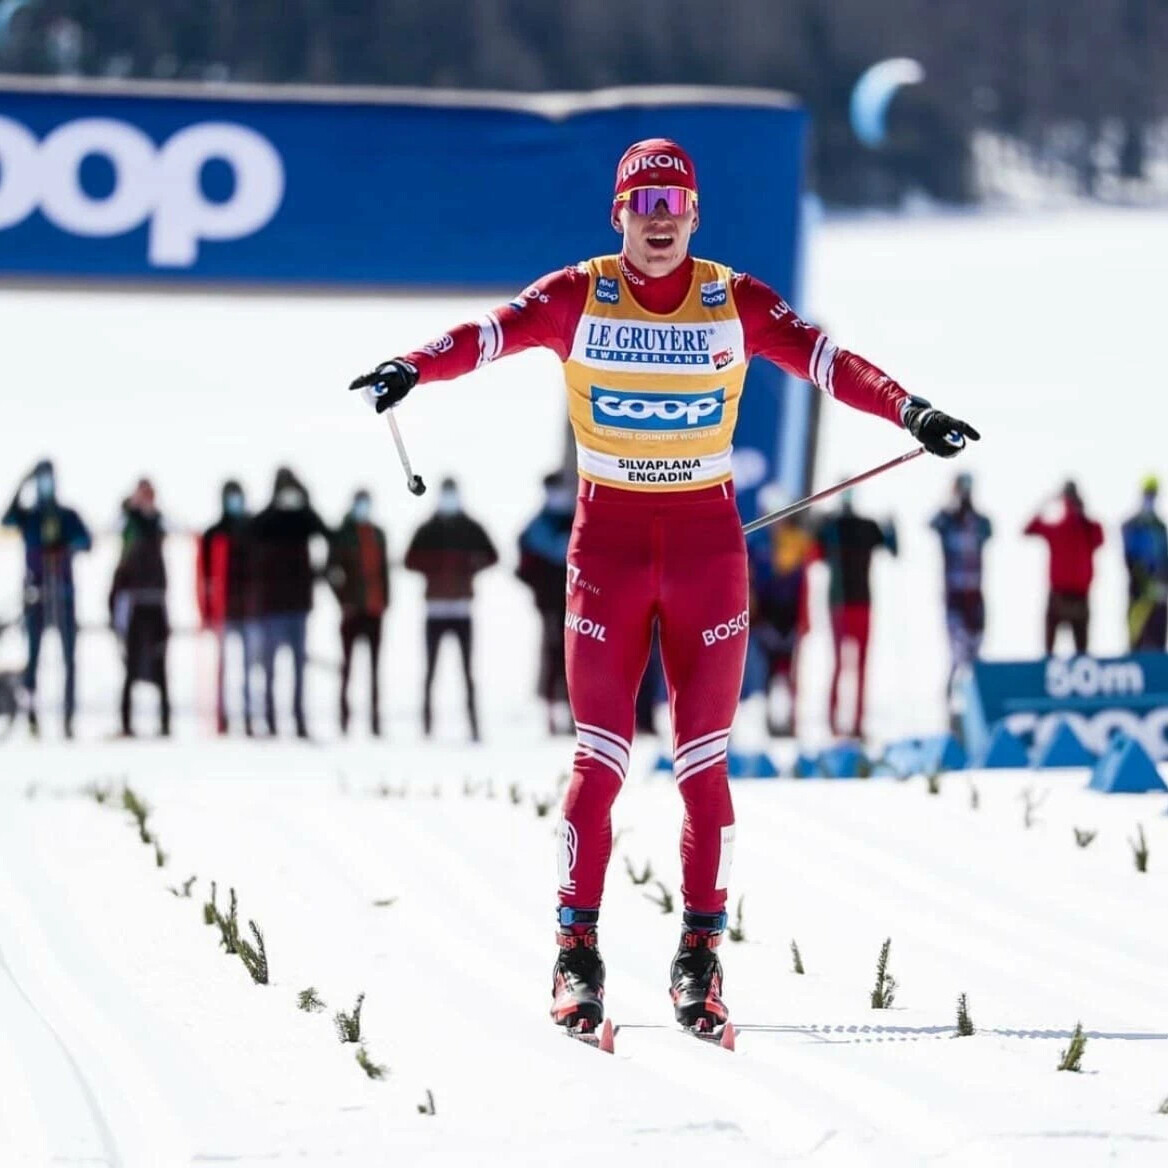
[682, 1019, 736, 1051]
[564, 1018, 616, 1053]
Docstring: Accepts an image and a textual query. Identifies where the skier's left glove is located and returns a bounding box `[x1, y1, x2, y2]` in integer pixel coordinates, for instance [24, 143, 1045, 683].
[901, 397, 980, 458]
[348, 359, 418, 413]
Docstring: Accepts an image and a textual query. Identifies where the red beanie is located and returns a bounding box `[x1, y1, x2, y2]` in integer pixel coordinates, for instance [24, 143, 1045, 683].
[613, 138, 698, 200]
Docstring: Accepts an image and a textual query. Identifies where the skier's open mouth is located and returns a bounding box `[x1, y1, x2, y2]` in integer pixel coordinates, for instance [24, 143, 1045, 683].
[646, 235, 674, 250]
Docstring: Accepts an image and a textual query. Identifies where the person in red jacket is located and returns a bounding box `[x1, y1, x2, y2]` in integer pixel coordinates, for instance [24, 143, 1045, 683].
[347, 137, 978, 1036]
[1024, 481, 1105, 655]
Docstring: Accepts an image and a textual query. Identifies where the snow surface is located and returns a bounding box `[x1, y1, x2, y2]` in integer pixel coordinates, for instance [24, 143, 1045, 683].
[2, 207, 1168, 1165]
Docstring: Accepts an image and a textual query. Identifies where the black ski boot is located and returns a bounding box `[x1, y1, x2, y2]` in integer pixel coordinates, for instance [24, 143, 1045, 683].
[670, 910, 729, 1030]
[550, 909, 605, 1031]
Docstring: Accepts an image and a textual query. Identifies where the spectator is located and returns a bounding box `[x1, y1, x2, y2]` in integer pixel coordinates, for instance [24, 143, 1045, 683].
[815, 488, 897, 739]
[326, 488, 390, 736]
[2, 459, 91, 737]
[197, 479, 260, 735]
[1024, 481, 1105, 655]
[110, 478, 169, 737]
[1121, 475, 1168, 651]
[929, 472, 992, 700]
[516, 471, 575, 734]
[748, 496, 815, 737]
[404, 476, 497, 741]
[250, 467, 330, 738]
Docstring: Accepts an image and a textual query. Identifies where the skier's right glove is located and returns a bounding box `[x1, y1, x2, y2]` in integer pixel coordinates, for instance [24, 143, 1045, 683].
[348, 359, 418, 413]
[901, 397, 980, 458]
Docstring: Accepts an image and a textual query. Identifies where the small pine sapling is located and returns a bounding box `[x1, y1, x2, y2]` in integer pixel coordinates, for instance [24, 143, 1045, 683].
[968, 780, 980, 810]
[1057, 1022, 1087, 1072]
[1157, 1096, 1168, 1116]
[925, 771, 941, 796]
[168, 874, 197, 898]
[1073, 827, 1098, 848]
[870, 938, 897, 1009]
[335, 992, 365, 1043]
[644, 881, 674, 914]
[356, 1045, 387, 1080]
[153, 839, 167, 868]
[955, 993, 974, 1036]
[532, 794, 554, 818]
[1129, 825, 1149, 873]
[417, 1089, 437, 1116]
[121, 785, 152, 844]
[203, 880, 218, 926]
[790, 940, 805, 974]
[508, 783, 523, 805]
[298, 987, 326, 1013]
[1021, 787, 1048, 830]
[88, 781, 112, 805]
[727, 895, 746, 943]
[371, 897, 398, 908]
[237, 920, 269, 985]
[624, 856, 653, 886]
[216, 887, 241, 954]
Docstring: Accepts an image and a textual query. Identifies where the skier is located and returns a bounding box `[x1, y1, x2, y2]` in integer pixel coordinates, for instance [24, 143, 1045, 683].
[929, 472, 992, 703]
[348, 138, 978, 1035]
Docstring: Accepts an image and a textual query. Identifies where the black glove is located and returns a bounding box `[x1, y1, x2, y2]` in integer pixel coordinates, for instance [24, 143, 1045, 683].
[348, 359, 418, 413]
[902, 398, 980, 458]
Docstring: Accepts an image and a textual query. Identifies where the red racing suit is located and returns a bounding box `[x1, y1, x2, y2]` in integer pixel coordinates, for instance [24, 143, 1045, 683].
[401, 253, 911, 919]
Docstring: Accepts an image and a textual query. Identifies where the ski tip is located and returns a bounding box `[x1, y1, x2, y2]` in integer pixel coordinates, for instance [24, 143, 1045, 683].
[598, 1018, 616, 1054]
[719, 1020, 737, 1051]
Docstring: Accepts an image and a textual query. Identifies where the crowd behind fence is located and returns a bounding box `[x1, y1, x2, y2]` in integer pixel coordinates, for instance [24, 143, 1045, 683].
[2, 459, 1166, 744]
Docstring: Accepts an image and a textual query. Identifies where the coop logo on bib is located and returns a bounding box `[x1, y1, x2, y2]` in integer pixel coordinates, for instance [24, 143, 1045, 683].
[701, 280, 727, 307]
[590, 385, 725, 432]
[595, 276, 620, 304]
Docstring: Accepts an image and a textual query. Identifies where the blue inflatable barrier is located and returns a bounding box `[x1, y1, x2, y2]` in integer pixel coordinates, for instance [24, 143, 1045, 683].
[973, 724, 1030, 769]
[728, 751, 781, 779]
[1088, 736, 1168, 794]
[1032, 720, 1096, 769]
[918, 733, 967, 773]
[792, 753, 819, 778]
[818, 742, 869, 779]
[880, 738, 924, 778]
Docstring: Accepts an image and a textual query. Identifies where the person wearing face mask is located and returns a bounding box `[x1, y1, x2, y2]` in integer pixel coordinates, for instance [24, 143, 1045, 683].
[326, 489, 390, 736]
[109, 478, 170, 737]
[1121, 476, 1167, 652]
[815, 488, 898, 741]
[1025, 482, 1105, 656]
[250, 467, 331, 738]
[930, 473, 993, 703]
[404, 476, 498, 742]
[2, 459, 91, 737]
[348, 138, 978, 1038]
[517, 471, 576, 734]
[197, 480, 261, 735]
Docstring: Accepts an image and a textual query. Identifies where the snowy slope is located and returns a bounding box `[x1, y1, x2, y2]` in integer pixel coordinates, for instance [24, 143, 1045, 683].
[2, 739, 1167, 1166]
[2, 208, 1168, 1166]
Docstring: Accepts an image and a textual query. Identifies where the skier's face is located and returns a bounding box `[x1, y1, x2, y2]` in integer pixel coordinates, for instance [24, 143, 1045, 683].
[618, 192, 697, 276]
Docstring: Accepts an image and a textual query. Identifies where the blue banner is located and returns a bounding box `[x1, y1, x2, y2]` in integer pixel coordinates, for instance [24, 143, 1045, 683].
[964, 654, 1168, 762]
[0, 80, 809, 498]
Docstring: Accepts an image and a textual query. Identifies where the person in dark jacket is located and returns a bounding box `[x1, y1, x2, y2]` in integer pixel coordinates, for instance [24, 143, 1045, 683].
[2, 459, 91, 737]
[110, 478, 170, 737]
[250, 467, 330, 738]
[930, 472, 993, 700]
[815, 489, 897, 740]
[1121, 476, 1167, 651]
[517, 471, 575, 734]
[326, 488, 390, 736]
[197, 479, 260, 735]
[404, 476, 498, 741]
[1024, 481, 1105, 655]
[748, 494, 816, 737]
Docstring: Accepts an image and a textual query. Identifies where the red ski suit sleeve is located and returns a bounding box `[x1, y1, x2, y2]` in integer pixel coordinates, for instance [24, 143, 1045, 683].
[400, 263, 911, 429]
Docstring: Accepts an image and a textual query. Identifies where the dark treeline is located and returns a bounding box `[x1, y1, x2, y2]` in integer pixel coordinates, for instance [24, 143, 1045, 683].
[2, 0, 1165, 204]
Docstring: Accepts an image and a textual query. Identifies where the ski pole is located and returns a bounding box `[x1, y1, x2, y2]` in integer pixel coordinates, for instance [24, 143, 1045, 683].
[742, 447, 925, 535]
[385, 408, 427, 496]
